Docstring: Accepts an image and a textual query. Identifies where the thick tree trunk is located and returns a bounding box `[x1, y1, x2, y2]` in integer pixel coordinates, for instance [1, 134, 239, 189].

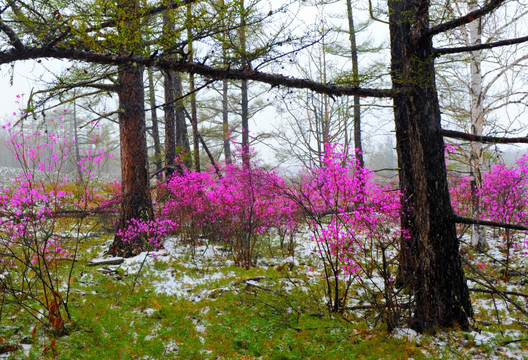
[110, 63, 154, 257]
[389, 0, 473, 332]
[346, 0, 363, 167]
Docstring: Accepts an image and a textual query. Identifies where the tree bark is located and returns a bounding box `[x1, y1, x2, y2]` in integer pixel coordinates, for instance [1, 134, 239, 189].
[109, 0, 153, 257]
[389, 0, 473, 332]
[110, 63, 154, 257]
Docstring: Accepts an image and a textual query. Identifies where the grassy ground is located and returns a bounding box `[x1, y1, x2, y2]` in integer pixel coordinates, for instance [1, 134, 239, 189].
[0, 228, 527, 359]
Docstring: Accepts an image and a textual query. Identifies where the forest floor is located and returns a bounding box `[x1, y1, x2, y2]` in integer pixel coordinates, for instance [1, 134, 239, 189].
[0, 226, 527, 359]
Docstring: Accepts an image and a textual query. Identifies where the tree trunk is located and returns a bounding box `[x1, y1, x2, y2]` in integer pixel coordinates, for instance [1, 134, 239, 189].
[187, 5, 200, 172]
[174, 72, 191, 168]
[147, 67, 162, 176]
[110, 63, 154, 257]
[389, 0, 473, 332]
[109, 0, 154, 257]
[222, 77, 232, 164]
[162, 6, 177, 177]
[240, 0, 250, 168]
[346, 0, 364, 167]
[468, 0, 487, 250]
[164, 69, 177, 177]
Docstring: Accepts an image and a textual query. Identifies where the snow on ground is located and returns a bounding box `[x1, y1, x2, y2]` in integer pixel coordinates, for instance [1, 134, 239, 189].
[86, 230, 528, 360]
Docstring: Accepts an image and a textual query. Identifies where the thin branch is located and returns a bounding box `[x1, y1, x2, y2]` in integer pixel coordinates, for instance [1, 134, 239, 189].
[368, 0, 389, 25]
[469, 287, 528, 299]
[145, 79, 214, 112]
[427, 0, 505, 37]
[434, 35, 528, 56]
[453, 214, 528, 231]
[441, 129, 528, 144]
[84, 0, 198, 34]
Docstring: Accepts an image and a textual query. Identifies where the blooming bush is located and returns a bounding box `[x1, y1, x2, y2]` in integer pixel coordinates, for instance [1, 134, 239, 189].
[288, 144, 402, 314]
[159, 158, 300, 268]
[450, 155, 528, 275]
[0, 116, 115, 333]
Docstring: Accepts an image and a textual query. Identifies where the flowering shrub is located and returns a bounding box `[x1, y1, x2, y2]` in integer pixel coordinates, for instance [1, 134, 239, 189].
[450, 155, 528, 275]
[116, 218, 177, 250]
[159, 159, 300, 268]
[289, 144, 402, 314]
[0, 116, 114, 333]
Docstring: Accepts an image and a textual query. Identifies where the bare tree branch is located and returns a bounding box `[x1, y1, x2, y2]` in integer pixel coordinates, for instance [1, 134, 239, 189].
[453, 214, 528, 231]
[434, 35, 528, 56]
[427, 0, 505, 38]
[84, 0, 199, 34]
[441, 129, 528, 144]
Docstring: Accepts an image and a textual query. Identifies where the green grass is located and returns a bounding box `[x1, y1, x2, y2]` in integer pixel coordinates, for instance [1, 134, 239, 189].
[0, 231, 527, 359]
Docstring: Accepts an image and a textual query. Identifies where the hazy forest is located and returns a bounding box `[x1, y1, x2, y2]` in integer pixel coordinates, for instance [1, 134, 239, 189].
[0, 0, 528, 358]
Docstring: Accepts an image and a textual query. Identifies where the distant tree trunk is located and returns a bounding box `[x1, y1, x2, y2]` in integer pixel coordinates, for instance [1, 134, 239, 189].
[110, 63, 154, 257]
[147, 67, 162, 176]
[346, 0, 363, 167]
[174, 72, 191, 168]
[223, 77, 232, 164]
[240, 0, 250, 168]
[219, 0, 232, 165]
[187, 5, 200, 172]
[163, 6, 177, 178]
[389, 0, 473, 332]
[164, 69, 177, 177]
[468, 0, 487, 250]
[72, 91, 83, 182]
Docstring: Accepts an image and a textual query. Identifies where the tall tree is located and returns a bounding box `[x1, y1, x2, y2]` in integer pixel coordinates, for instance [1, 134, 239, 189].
[147, 67, 163, 176]
[388, 0, 473, 331]
[187, 4, 201, 172]
[467, 0, 487, 249]
[346, 0, 364, 167]
[110, 0, 154, 256]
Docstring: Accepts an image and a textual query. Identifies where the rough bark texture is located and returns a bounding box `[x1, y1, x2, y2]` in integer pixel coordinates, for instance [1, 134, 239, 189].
[110, 63, 154, 257]
[109, 0, 154, 257]
[389, 0, 473, 332]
